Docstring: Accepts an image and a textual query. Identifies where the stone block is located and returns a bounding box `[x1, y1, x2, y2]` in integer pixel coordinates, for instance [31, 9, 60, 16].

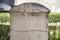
[28, 31, 48, 40]
[10, 31, 28, 40]
[10, 12, 47, 31]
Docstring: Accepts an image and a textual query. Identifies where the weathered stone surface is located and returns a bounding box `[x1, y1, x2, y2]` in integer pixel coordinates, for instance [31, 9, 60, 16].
[28, 31, 48, 40]
[10, 3, 50, 40]
[10, 31, 28, 40]
[10, 3, 50, 13]
[10, 12, 47, 31]
[10, 30, 48, 40]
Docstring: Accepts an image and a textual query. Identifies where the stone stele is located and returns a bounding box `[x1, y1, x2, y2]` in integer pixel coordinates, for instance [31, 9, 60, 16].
[10, 3, 50, 40]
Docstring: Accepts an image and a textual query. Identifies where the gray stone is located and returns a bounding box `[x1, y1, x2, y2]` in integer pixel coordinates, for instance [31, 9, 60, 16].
[10, 31, 28, 40]
[10, 12, 47, 31]
[10, 3, 50, 40]
[28, 31, 48, 40]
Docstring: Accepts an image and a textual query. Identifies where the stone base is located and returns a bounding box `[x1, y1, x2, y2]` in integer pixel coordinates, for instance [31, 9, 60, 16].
[11, 30, 48, 40]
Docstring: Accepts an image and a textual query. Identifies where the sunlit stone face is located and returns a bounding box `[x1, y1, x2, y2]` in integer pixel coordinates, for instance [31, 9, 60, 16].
[42, 0, 60, 4]
[15, 0, 60, 5]
[15, 0, 41, 5]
